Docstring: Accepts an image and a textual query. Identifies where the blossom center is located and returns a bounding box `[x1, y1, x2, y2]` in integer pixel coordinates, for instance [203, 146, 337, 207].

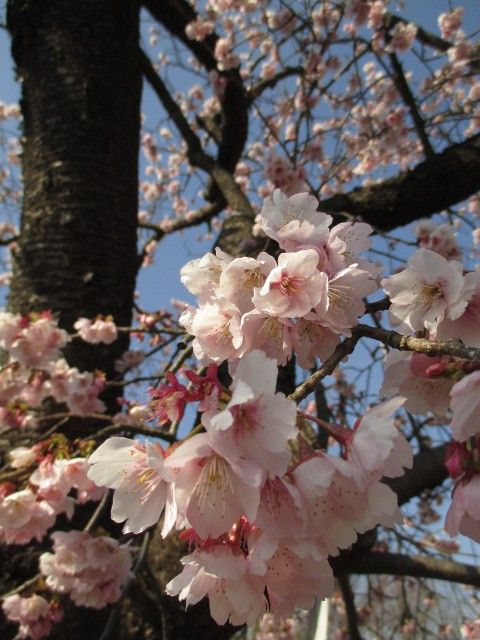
[273, 271, 303, 297]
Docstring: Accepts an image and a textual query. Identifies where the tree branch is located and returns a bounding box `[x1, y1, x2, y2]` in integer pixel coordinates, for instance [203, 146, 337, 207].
[338, 574, 364, 640]
[334, 551, 480, 588]
[355, 323, 480, 362]
[387, 444, 447, 506]
[141, 50, 254, 218]
[142, 0, 249, 194]
[388, 52, 435, 159]
[319, 134, 480, 231]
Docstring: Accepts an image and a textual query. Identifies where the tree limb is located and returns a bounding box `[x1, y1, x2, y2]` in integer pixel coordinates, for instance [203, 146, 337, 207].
[141, 50, 254, 218]
[142, 0, 249, 195]
[338, 574, 365, 640]
[319, 134, 480, 231]
[334, 551, 480, 588]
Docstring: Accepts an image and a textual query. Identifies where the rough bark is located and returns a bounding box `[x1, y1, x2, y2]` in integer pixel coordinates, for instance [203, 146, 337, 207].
[2, 1, 142, 639]
[7, 0, 141, 391]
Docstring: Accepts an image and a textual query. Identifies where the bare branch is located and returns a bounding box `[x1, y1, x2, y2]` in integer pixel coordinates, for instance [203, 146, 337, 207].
[388, 52, 435, 159]
[141, 50, 254, 218]
[319, 134, 480, 231]
[355, 323, 480, 362]
[338, 574, 365, 640]
[334, 551, 480, 588]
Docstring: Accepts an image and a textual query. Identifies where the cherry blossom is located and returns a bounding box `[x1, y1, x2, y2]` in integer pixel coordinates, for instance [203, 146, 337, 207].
[164, 432, 264, 539]
[39, 530, 132, 609]
[166, 543, 266, 626]
[380, 350, 454, 416]
[436, 270, 480, 347]
[2, 594, 62, 640]
[252, 250, 325, 318]
[88, 437, 176, 535]
[202, 350, 297, 478]
[445, 474, 480, 543]
[181, 299, 244, 363]
[450, 370, 480, 442]
[259, 189, 332, 251]
[382, 248, 466, 333]
[346, 397, 413, 488]
[149, 371, 194, 425]
[0, 489, 56, 545]
[74, 316, 118, 344]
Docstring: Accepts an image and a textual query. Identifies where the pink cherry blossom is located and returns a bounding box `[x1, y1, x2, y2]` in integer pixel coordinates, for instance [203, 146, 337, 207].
[40, 530, 132, 609]
[382, 248, 466, 333]
[326, 221, 374, 274]
[259, 189, 332, 251]
[436, 270, 480, 347]
[202, 350, 297, 477]
[149, 371, 194, 425]
[253, 250, 325, 318]
[180, 248, 232, 305]
[88, 437, 176, 535]
[180, 300, 244, 364]
[445, 474, 480, 543]
[346, 397, 413, 488]
[73, 316, 118, 344]
[438, 7, 464, 40]
[292, 452, 401, 557]
[2, 594, 62, 640]
[166, 543, 266, 626]
[4, 313, 69, 369]
[386, 22, 417, 53]
[181, 364, 222, 414]
[0, 489, 56, 544]
[240, 310, 293, 366]
[318, 265, 377, 335]
[291, 314, 339, 368]
[256, 542, 334, 617]
[164, 432, 263, 539]
[218, 253, 275, 314]
[380, 350, 454, 416]
[29, 457, 99, 515]
[450, 370, 480, 442]
[255, 476, 306, 539]
[47, 359, 106, 415]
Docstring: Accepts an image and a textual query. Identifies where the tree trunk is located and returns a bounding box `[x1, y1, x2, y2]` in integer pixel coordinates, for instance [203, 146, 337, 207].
[6, 0, 141, 393]
[2, 1, 142, 638]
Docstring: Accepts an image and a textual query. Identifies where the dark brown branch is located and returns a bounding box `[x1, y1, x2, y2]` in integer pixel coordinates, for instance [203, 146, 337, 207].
[290, 322, 480, 404]
[385, 13, 452, 53]
[142, 0, 249, 196]
[388, 52, 435, 159]
[334, 551, 480, 588]
[289, 333, 361, 403]
[338, 574, 365, 640]
[319, 134, 480, 231]
[247, 65, 305, 103]
[141, 50, 254, 218]
[387, 444, 447, 506]
[364, 298, 391, 314]
[137, 201, 224, 267]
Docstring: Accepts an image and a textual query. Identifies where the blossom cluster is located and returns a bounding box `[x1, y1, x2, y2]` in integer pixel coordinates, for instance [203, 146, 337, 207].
[180, 189, 378, 369]
[380, 240, 480, 541]
[39, 530, 132, 609]
[0, 452, 104, 545]
[88, 350, 412, 624]
[0, 311, 107, 428]
[2, 594, 62, 640]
